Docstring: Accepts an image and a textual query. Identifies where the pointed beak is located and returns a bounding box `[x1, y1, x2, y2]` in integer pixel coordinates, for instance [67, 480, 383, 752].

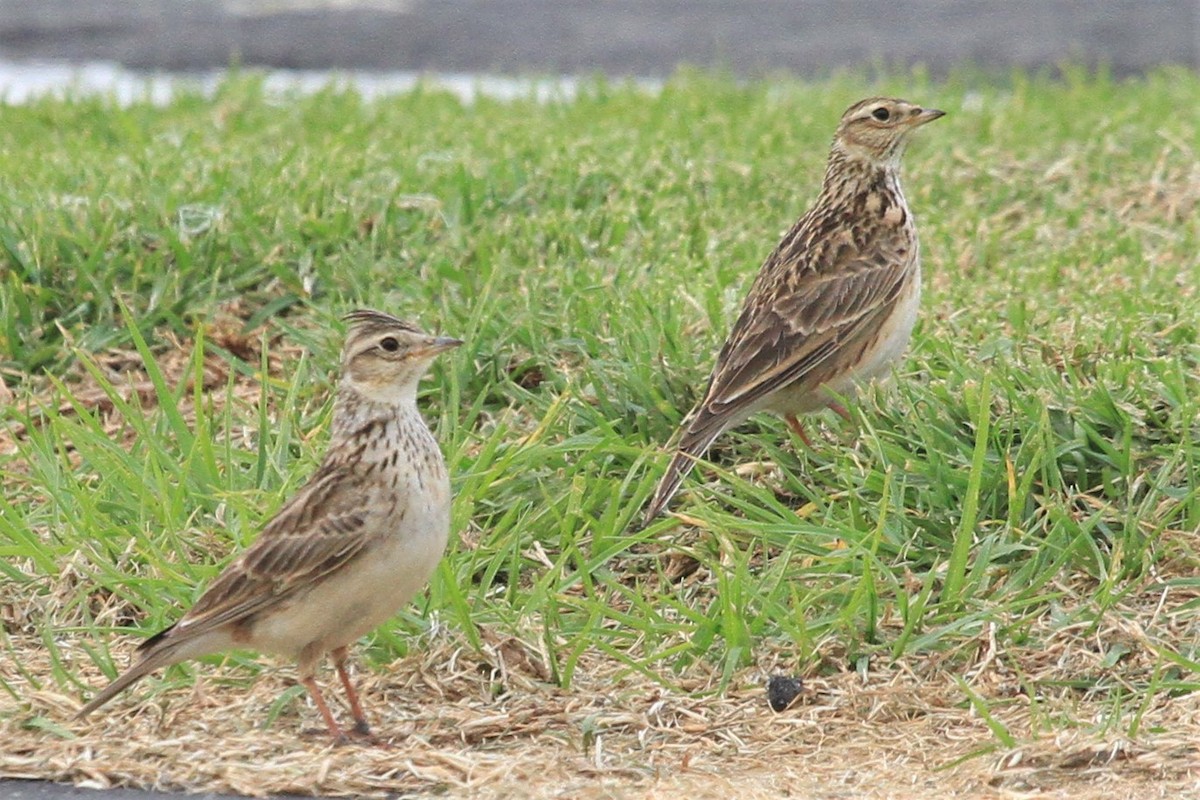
[414, 335, 463, 359]
[911, 107, 945, 126]
[430, 335, 464, 353]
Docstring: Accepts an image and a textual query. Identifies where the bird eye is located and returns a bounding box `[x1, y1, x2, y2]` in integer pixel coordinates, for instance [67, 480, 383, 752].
[871, 107, 890, 121]
[379, 337, 400, 352]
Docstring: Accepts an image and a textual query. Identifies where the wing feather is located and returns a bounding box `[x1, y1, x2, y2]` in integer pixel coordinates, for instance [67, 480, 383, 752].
[680, 217, 914, 450]
[151, 464, 386, 645]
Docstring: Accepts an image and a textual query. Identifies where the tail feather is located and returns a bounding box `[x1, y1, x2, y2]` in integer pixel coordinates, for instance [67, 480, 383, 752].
[643, 423, 725, 523]
[75, 642, 183, 719]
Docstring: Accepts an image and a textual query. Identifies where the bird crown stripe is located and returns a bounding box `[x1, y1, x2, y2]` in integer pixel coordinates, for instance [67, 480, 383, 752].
[341, 309, 426, 335]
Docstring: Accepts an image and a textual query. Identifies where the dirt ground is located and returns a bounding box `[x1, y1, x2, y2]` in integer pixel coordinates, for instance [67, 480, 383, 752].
[3, 625, 1199, 800]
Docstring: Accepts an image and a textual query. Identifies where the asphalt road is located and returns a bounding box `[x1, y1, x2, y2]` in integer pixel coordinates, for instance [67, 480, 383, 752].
[0, 780, 303, 800]
[0, 0, 1196, 77]
[0, 2, 1196, 799]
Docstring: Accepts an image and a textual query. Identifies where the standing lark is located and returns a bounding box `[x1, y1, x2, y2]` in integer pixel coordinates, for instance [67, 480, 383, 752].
[645, 98, 943, 520]
[77, 309, 461, 741]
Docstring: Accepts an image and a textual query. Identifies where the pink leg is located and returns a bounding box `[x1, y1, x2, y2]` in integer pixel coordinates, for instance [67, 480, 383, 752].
[300, 675, 346, 741]
[785, 415, 815, 447]
[332, 646, 371, 736]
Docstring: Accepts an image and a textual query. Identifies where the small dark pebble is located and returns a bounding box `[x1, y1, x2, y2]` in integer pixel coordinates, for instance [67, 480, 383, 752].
[766, 675, 805, 712]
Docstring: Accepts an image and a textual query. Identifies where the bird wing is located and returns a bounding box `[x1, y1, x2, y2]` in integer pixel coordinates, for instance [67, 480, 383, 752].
[142, 463, 382, 649]
[681, 220, 915, 448]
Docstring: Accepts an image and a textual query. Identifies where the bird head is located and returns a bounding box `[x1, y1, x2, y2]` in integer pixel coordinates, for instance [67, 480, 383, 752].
[832, 97, 944, 167]
[339, 309, 461, 405]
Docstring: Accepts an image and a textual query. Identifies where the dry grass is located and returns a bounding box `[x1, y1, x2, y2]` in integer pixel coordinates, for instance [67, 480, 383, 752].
[1, 303, 300, 458]
[3, 621, 1198, 799]
[4, 438, 1200, 800]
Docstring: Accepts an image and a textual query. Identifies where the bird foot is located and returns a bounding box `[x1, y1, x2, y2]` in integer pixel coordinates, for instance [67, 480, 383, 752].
[302, 725, 387, 747]
[301, 726, 336, 740]
[345, 727, 392, 749]
[349, 720, 390, 747]
[784, 416, 815, 448]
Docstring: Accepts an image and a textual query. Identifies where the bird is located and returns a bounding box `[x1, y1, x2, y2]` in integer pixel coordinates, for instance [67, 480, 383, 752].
[77, 309, 462, 741]
[644, 97, 944, 521]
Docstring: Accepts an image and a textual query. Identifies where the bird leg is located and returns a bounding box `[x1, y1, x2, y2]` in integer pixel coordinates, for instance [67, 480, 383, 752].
[785, 415, 815, 448]
[300, 675, 347, 741]
[787, 403, 854, 448]
[332, 646, 372, 736]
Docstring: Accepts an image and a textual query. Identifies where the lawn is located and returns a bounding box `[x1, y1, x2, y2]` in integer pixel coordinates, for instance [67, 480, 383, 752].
[2, 66, 1199, 798]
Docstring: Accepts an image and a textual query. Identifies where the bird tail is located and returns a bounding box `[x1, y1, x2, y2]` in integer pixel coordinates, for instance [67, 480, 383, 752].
[75, 636, 183, 719]
[643, 420, 724, 524]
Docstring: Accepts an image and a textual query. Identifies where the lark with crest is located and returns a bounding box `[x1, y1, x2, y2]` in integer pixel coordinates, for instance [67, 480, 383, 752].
[77, 309, 461, 741]
[645, 97, 944, 520]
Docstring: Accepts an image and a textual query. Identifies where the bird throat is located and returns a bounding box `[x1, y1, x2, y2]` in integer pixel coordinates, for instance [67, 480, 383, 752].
[820, 154, 905, 219]
[332, 385, 418, 442]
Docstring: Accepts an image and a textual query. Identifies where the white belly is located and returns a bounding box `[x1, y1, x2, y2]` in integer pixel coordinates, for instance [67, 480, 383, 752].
[839, 264, 921, 386]
[765, 264, 921, 417]
[248, 475, 451, 664]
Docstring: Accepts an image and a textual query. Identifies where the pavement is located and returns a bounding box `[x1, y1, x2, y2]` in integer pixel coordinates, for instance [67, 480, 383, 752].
[0, 782, 293, 800]
[0, 2, 1196, 798]
[0, 0, 1196, 77]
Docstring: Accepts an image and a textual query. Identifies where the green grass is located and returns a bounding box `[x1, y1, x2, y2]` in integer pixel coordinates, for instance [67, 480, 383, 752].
[3, 66, 1200, 742]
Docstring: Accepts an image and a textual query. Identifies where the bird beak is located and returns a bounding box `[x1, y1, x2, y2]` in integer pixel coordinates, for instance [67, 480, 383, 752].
[408, 335, 463, 359]
[426, 336, 463, 355]
[911, 107, 945, 126]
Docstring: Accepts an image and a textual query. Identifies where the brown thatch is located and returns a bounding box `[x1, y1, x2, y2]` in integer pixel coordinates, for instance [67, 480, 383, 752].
[3, 613, 1199, 799]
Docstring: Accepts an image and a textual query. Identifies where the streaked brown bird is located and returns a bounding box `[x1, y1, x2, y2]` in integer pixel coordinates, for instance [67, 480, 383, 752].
[77, 309, 461, 741]
[645, 97, 944, 520]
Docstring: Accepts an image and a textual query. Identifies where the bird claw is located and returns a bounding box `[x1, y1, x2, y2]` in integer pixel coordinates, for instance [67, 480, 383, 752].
[336, 720, 389, 748]
[303, 725, 384, 747]
[344, 727, 392, 749]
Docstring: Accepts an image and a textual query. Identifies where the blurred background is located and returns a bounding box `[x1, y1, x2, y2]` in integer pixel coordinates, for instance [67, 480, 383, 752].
[0, 0, 1196, 86]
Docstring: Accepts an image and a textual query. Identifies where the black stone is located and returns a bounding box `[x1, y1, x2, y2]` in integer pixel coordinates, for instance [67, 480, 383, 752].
[766, 674, 805, 712]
